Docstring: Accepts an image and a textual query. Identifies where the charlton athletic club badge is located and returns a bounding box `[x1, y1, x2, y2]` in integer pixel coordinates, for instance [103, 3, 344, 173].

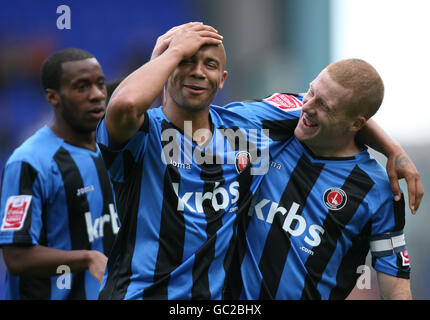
[323, 188, 347, 211]
[235, 151, 251, 174]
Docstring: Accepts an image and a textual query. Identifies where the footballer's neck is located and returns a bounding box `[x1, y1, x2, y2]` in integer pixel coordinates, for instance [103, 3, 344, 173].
[50, 120, 97, 151]
[162, 100, 212, 146]
[303, 139, 362, 158]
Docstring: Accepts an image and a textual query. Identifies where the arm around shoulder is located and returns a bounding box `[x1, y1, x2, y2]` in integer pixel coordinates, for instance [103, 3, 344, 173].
[357, 119, 424, 214]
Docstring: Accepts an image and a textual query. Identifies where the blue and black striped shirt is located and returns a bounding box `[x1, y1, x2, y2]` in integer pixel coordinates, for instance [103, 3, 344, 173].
[224, 136, 410, 300]
[96, 95, 303, 299]
[0, 126, 119, 300]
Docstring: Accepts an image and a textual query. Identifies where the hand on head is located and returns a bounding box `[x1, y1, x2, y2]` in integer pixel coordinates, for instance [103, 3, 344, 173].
[151, 22, 223, 61]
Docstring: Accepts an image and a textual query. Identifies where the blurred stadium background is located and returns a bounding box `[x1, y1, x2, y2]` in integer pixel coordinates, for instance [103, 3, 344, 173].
[0, 0, 428, 300]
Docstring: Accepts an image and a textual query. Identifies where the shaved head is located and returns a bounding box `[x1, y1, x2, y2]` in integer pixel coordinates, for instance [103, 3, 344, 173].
[201, 43, 227, 70]
[326, 58, 384, 119]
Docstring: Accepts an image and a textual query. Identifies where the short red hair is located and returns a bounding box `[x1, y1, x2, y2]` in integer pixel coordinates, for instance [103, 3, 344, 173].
[327, 59, 384, 119]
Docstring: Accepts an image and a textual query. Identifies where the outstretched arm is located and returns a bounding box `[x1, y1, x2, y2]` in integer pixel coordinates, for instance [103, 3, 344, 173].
[357, 119, 423, 214]
[105, 22, 223, 144]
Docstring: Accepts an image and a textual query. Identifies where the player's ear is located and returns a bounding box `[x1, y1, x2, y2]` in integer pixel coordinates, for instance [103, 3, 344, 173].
[45, 89, 60, 108]
[352, 115, 367, 132]
[218, 70, 228, 89]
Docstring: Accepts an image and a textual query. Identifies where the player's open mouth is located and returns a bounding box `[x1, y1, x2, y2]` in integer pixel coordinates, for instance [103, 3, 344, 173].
[184, 85, 206, 94]
[302, 115, 318, 128]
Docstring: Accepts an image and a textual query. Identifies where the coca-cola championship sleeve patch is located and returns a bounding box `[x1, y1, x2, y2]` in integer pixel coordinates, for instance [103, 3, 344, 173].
[1, 195, 32, 231]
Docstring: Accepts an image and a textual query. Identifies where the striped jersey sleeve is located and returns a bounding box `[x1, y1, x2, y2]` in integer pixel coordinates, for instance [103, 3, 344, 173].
[369, 192, 410, 279]
[223, 93, 303, 144]
[96, 113, 150, 183]
[0, 161, 44, 245]
[223, 93, 303, 121]
[225, 92, 302, 122]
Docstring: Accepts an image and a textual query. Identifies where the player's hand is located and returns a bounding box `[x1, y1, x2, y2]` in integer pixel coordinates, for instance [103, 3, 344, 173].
[151, 24, 185, 60]
[386, 147, 424, 214]
[165, 22, 223, 60]
[87, 250, 108, 284]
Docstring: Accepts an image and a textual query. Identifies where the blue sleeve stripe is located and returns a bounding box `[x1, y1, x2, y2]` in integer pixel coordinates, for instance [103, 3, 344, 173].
[12, 162, 38, 243]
